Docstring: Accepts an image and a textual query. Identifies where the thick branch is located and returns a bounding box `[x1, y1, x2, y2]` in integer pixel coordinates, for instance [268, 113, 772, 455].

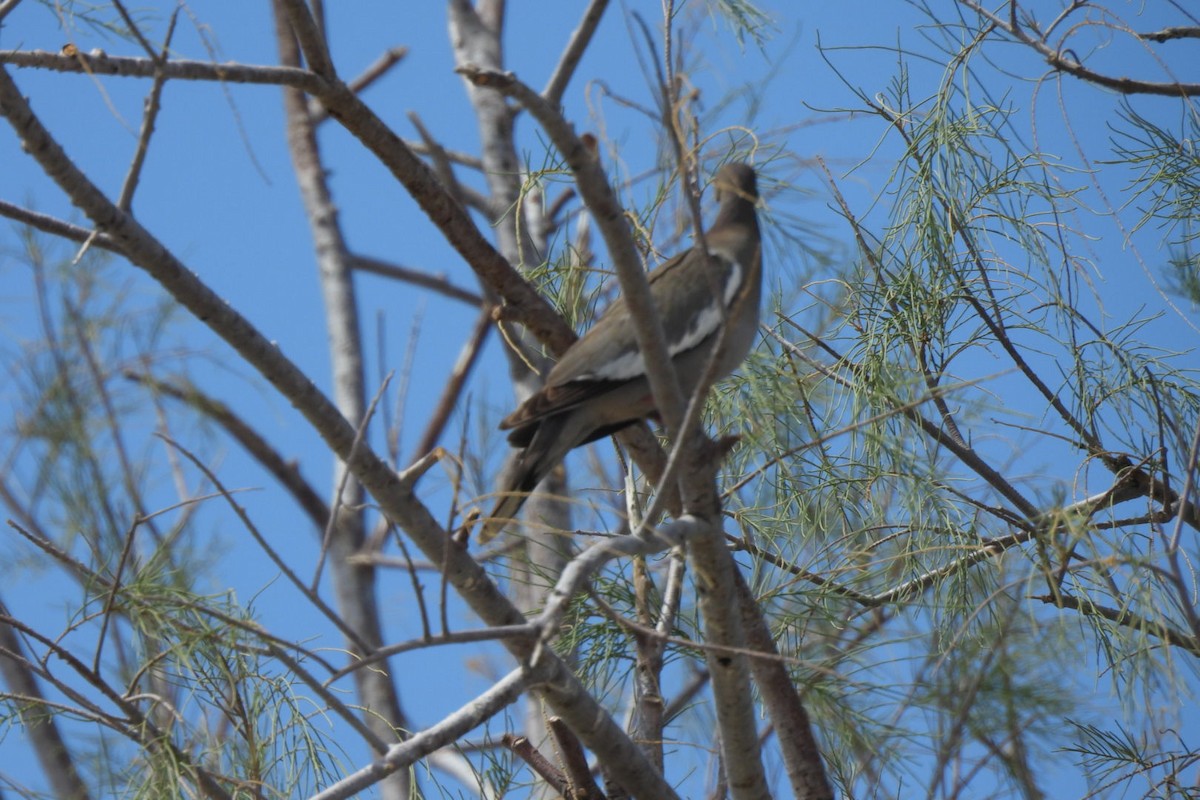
[272, 12, 411, 791]
[456, 64, 687, 436]
[0, 63, 678, 800]
[735, 573, 834, 799]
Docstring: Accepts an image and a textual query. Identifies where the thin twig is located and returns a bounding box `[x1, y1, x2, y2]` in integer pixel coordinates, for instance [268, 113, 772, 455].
[110, 0, 158, 59]
[308, 46, 408, 121]
[411, 304, 494, 459]
[405, 111, 491, 213]
[1035, 592, 1200, 657]
[155, 434, 371, 652]
[323, 624, 539, 685]
[126, 370, 331, 529]
[312, 376, 391, 590]
[542, 0, 610, 107]
[117, 8, 179, 211]
[955, 0, 1200, 96]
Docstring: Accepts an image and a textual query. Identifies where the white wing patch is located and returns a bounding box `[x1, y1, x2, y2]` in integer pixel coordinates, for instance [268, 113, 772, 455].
[572, 256, 745, 384]
[580, 348, 646, 382]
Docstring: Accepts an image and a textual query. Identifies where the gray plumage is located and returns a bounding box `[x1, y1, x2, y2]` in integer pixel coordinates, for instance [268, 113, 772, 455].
[480, 162, 762, 542]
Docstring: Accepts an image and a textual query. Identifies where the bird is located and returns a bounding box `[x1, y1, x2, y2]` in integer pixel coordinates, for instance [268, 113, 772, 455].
[479, 162, 762, 542]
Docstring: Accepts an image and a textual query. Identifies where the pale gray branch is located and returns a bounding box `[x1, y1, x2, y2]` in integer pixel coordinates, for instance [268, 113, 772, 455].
[309, 666, 533, 800]
[530, 519, 693, 660]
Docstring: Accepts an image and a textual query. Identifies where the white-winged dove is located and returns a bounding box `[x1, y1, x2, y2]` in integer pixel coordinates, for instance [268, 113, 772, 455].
[480, 162, 762, 542]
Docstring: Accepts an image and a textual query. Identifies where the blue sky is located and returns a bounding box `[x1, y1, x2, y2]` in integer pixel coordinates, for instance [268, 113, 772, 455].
[2, 1, 1198, 797]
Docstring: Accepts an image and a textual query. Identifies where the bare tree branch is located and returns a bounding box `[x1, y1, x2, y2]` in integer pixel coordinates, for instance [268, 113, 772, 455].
[411, 303, 494, 459]
[1138, 26, 1200, 43]
[310, 666, 533, 800]
[272, 10, 410, 797]
[117, 8, 178, 211]
[0, 48, 323, 89]
[955, 0, 1200, 96]
[353, 255, 485, 306]
[308, 45, 408, 121]
[542, 0, 610, 107]
[124, 370, 332, 530]
[0, 596, 93, 800]
[0, 63, 680, 800]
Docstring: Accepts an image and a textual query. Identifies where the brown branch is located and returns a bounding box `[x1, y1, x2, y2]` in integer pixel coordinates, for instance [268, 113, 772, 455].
[505, 734, 574, 797]
[411, 304, 494, 459]
[1035, 592, 1200, 657]
[548, 717, 607, 799]
[0, 62, 678, 800]
[1138, 26, 1200, 43]
[630, 550, 669, 771]
[271, 12, 411, 792]
[0, 49, 323, 90]
[955, 0, 1200, 96]
[275, 0, 335, 78]
[0, 596, 93, 800]
[117, 9, 179, 211]
[352, 255, 485, 306]
[124, 370, 331, 530]
[735, 573, 834, 800]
